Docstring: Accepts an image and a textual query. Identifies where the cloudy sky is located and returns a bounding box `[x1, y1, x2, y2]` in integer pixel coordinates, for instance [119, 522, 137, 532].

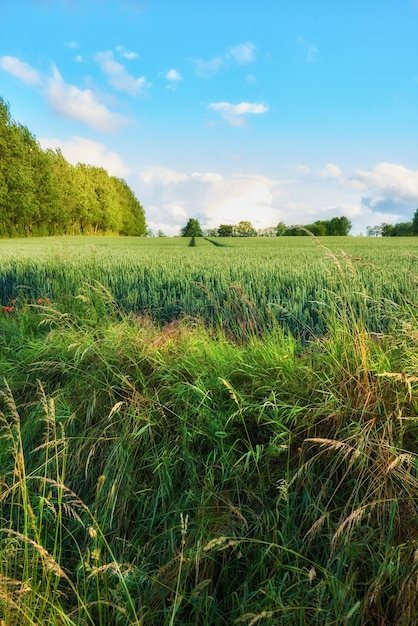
[1, 0, 418, 235]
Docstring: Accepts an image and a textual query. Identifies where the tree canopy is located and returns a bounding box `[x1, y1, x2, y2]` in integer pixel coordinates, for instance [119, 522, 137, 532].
[181, 218, 203, 237]
[0, 98, 146, 237]
[367, 210, 418, 237]
[279, 217, 352, 237]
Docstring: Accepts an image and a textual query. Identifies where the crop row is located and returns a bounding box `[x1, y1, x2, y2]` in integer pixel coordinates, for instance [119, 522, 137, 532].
[0, 236, 417, 338]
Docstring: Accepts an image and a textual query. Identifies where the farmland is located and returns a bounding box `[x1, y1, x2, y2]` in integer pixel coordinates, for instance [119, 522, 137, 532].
[1, 235, 417, 337]
[0, 235, 417, 625]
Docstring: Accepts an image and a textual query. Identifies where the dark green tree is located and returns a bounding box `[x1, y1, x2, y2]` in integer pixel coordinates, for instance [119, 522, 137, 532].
[306, 222, 327, 236]
[412, 209, 418, 234]
[381, 223, 394, 237]
[391, 222, 413, 236]
[276, 221, 287, 236]
[218, 224, 234, 237]
[327, 216, 352, 235]
[181, 218, 203, 237]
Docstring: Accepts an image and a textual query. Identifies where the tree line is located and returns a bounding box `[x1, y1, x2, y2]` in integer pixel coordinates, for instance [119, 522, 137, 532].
[0, 98, 146, 237]
[366, 210, 418, 236]
[180, 216, 352, 238]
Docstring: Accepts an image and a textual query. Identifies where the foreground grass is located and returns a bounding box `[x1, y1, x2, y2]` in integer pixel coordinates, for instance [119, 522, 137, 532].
[0, 277, 417, 624]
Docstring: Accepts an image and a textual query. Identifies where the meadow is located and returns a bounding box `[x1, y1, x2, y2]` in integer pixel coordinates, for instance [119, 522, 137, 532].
[0, 235, 417, 625]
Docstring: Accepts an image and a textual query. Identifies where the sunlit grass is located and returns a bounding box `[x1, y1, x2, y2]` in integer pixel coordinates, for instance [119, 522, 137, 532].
[0, 239, 417, 624]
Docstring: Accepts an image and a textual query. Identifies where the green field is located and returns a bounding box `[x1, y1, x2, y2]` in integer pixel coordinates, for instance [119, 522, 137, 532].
[1, 235, 418, 338]
[0, 236, 417, 625]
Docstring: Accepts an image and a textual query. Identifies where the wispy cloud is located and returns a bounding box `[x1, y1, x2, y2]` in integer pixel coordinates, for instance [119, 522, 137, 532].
[47, 65, 128, 133]
[166, 68, 182, 90]
[192, 41, 257, 78]
[0, 54, 130, 133]
[0, 56, 41, 85]
[229, 42, 257, 64]
[318, 163, 344, 182]
[95, 50, 149, 95]
[116, 45, 139, 60]
[192, 56, 224, 78]
[297, 35, 318, 62]
[64, 41, 78, 49]
[208, 101, 268, 126]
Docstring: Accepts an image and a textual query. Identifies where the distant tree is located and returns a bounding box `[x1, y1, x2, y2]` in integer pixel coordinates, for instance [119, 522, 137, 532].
[391, 222, 413, 237]
[218, 224, 234, 237]
[381, 223, 394, 237]
[285, 226, 304, 236]
[327, 216, 352, 236]
[306, 222, 327, 236]
[204, 228, 218, 237]
[412, 209, 418, 234]
[367, 224, 384, 236]
[157, 229, 166, 237]
[276, 221, 287, 236]
[235, 221, 257, 237]
[181, 218, 203, 237]
[258, 226, 277, 237]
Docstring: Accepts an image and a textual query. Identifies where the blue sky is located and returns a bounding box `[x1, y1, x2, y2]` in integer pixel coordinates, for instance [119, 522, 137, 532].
[1, 0, 418, 235]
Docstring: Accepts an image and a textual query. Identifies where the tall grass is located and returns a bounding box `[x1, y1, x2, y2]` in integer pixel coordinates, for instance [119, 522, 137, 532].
[0, 244, 417, 624]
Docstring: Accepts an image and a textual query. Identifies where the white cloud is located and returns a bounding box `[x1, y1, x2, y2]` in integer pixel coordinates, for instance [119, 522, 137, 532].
[75, 55, 83, 63]
[192, 41, 257, 78]
[64, 41, 78, 49]
[39, 136, 130, 178]
[297, 36, 318, 63]
[318, 163, 344, 182]
[0, 56, 41, 85]
[166, 68, 182, 82]
[166, 68, 182, 90]
[47, 65, 128, 133]
[350, 163, 418, 199]
[137, 166, 288, 235]
[348, 162, 418, 218]
[116, 45, 139, 60]
[208, 101, 268, 126]
[0, 54, 131, 133]
[229, 42, 257, 64]
[192, 56, 223, 78]
[134, 164, 413, 235]
[95, 50, 149, 95]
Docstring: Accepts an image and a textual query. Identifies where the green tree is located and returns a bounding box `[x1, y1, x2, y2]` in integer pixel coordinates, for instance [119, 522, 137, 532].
[113, 177, 146, 236]
[412, 209, 418, 235]
[235, 221, 257, 237]
[218, 224, 234, 237]
[306, 222, 327, 236]
[0, 97, 147, 238]
[327, 216, 352, 235]
[276, 221, 287, 236]
[381, 223, 394, 237]
[391, 222, 413, 236]
[181, 218, 203, 237]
